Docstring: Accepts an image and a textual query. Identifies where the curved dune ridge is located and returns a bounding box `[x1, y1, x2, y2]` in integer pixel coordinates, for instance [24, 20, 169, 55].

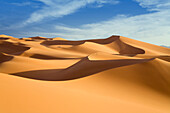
[0, 35, 170, 113]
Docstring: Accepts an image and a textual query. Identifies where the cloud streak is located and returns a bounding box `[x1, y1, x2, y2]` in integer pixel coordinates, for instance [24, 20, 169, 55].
[135, 0, 170, 11]
[23, 0, 119, 25]
[11, 2, 32, 6]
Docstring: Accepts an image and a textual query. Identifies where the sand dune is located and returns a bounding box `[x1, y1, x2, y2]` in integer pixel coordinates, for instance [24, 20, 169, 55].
[0, 35, 170, 113]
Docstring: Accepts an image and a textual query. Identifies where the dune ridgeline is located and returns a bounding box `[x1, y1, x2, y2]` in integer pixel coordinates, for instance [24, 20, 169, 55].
[0, 34, 170, 113]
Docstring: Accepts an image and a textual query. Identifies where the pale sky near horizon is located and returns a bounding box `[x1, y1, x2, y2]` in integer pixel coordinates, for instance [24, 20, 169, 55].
[0, 0, 170, 46]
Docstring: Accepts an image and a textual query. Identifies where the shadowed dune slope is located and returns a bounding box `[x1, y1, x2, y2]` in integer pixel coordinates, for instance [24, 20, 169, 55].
[0, 35, 170, 113]
[0, 52, 13, 63]
[0, 41, 30, 55]
[12, 56, 154, 81]
[120, 36, 170, 55]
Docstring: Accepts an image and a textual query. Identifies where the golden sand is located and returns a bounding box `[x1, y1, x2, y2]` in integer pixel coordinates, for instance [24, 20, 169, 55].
[0, 35, 170, 113]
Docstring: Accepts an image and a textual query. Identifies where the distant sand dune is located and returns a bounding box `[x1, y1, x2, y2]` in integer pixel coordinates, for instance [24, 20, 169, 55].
[0, 35, 170, 113]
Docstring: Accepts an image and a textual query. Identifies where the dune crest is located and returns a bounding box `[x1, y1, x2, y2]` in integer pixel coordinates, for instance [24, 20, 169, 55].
[0, 35, 170, 113]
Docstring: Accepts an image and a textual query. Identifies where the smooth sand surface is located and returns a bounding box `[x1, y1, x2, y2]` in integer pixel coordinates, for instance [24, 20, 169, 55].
[0, 35, 170, 113]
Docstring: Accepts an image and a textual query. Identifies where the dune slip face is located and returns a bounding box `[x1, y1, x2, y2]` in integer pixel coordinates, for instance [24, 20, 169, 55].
[0, 34, 170, 113]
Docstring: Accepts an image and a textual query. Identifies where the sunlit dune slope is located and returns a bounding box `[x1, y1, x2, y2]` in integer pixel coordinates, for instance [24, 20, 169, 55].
[0, 35, 170, 113]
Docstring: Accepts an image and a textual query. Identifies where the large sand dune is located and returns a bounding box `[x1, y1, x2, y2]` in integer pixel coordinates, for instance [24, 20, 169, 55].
[0, 35, 170, 113]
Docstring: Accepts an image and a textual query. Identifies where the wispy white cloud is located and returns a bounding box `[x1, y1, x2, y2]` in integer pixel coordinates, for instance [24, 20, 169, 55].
[94, 0, 120, 7]
[11, 2, 32, 6]
[23, 0, 119, 25]
[135, 0, 170, 11]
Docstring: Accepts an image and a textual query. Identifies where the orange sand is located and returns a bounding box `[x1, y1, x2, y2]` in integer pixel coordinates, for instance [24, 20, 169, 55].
[0, 35, 170, 113]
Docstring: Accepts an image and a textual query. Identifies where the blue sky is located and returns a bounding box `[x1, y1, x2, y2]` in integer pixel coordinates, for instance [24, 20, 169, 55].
[0, 0, 170, 46]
